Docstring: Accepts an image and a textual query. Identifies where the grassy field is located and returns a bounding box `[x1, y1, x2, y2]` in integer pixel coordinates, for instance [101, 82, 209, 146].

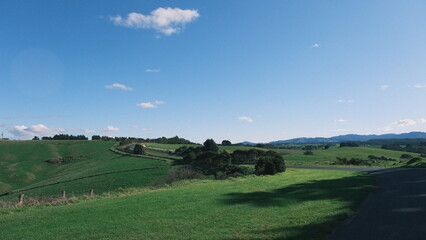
[0, 168, 374, 240]
[0, 141, 171, 200]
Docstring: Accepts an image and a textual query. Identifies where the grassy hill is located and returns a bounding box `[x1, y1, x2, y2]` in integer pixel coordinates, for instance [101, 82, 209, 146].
[0, 168, 374, 240]
[0, 141, 171, 199]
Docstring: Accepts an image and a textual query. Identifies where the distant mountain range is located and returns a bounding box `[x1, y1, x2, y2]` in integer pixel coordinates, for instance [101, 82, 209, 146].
[240, 132, 426, 145]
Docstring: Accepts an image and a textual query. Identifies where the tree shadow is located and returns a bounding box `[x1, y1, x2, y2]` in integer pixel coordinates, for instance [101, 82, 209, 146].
[220, 174, 374, 208]
[219, 173, 376, 239]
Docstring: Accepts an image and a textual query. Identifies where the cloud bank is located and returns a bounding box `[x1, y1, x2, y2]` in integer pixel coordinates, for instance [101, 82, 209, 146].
[110, 7, 200, 35]
[8, 124, 62, 138]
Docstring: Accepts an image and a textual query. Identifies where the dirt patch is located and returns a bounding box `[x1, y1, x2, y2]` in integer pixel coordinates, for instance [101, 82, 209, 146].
[26, 173, 36, 181]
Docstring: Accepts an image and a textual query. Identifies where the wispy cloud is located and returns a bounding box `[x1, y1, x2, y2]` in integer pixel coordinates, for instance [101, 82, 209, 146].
[137, 100, 165, 108]
[337, 99, 354, 103]
[380, 85, 389, 90]
[394, 119, 416, 127]
[419, 118, 426, 123]
[104, 126, 119, 132]
[105, 83, 133, 91]
[145, 69, 160, 73]
[378, 118, 417, 131]
[410, 83, 426, 89]
[311, 43, 320, 48]
[335, 119, 348, 123]
[8, 124, 63, 138]
[110, 7, 200, 35]
[238, 116, 253, 123]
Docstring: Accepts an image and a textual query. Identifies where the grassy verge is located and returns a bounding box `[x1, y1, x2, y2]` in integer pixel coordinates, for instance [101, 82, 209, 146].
[0, 168, 375, 240]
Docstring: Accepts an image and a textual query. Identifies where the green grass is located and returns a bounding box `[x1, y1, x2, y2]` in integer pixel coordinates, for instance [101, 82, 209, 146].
[0, 168, 374, 240]
[0, 141, 170, 199]
[142, 143, 426, 168]
[283, 147, 425, 167]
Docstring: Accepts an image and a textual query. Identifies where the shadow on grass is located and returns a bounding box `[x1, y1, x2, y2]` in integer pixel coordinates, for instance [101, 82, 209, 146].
[219, 174, 376, 240]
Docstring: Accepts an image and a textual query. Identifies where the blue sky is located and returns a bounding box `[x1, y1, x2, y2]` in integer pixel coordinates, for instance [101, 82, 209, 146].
[1, 0, 426, 143]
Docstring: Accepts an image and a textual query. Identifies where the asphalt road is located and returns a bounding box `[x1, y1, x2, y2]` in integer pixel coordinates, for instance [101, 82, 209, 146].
[289, 166, 426, 240]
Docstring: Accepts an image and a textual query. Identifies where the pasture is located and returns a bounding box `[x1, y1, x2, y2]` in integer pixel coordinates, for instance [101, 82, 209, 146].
[0, 168, 374, 240]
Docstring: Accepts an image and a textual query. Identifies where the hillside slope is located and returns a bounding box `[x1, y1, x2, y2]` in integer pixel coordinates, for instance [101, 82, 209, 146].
[0, 141, 170, 199]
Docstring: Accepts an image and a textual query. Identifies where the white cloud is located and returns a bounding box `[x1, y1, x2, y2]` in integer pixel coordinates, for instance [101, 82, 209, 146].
[8, 124, 62, 138]
[378, 126, 393, 131]
[419, 118, 426, 123]
[378, 118, 417, 132]
[412, 83, 426, 89]
[104, 126, 119, 132]
[394, 119, 416, 127]
[335, 119, 347, 123]
[84, 129, 96, 134]
[137, 100, 165, 108]
[238, 116, 253, 123]
[380, 85, 389, 90]
[110, 7, 200, 35]
[105, 83, 132, 91]
[311, 43, 320, 48]
[337, 99, 354, 103]
[145, 69, 160, 73]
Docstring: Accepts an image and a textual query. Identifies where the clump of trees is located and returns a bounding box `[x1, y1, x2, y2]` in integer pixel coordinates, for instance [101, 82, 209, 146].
[40, 134, 88, 140]
[133, 144, 145, 154]
[367, 155, 396, 161]
[340, 142, 359, 147]
[304, 150, 314, 155]
[334, 157, 371, 166]
[175, 139, 286, 178]
[382, 143, 426, 154]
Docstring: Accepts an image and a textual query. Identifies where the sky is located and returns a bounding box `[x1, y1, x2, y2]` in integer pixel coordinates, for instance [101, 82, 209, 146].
[1, 0, 426, 143]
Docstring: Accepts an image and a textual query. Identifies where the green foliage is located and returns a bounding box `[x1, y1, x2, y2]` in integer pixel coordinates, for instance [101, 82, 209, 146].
[340, 142, 359, 147]
[255, 155, 286, 175]
[221, 140, 232, 146]
[32, 136, 40, 140]
[41, 134, 88, 140]
[400, 154, 413, 159]
[304, 150, 314, 155]
[203, 139, 219, 152]
[91, 135, 101, 140]
[133, 144, 145, 154]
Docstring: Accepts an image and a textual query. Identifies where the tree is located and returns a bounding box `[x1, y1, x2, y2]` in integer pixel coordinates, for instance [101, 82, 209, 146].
[221, 140, 232, 146]
[133, 144, 145, 154]
[203, 139, 219, 152]
[255, 155, 286, 175]
[32, 136, 40, 140]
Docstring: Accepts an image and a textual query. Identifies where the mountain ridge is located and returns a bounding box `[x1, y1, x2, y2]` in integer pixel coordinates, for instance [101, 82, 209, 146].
[240, 131, 426, 145]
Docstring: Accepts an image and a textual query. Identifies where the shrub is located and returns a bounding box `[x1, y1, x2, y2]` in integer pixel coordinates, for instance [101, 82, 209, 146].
[152, 167, 204, 186]
[400, 154, 413, 159]
[304, 150, 314, 155]
[255, 155, 286, 175]
[407, 157, 421, 164]
[133, 144, 145, 154]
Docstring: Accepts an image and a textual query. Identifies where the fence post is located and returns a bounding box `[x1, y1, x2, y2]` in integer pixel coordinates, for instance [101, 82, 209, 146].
[18, 194, 24, 206]
[90, 189, 94, 197]
[62, 191, 66, 199]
